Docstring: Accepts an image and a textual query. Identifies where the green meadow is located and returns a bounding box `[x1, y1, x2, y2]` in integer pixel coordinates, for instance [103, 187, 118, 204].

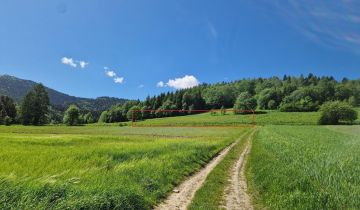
[133, 110, 321, 126]
[247, 125, 360, 210]
[0, 110, 359, 209]
[0, 125, 249, 209]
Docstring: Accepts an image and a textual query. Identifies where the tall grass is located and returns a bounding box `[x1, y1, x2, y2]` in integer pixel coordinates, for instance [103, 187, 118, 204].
[0, 125, 248, 209]
[247, 125, 360, 209]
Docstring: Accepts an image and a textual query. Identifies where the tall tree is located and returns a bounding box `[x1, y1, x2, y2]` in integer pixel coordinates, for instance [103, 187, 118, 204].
[63, 105, 80, 126]
[20, 84, 49, 125]
[33, 84, 50, 124]
[0, 96, 17, 120]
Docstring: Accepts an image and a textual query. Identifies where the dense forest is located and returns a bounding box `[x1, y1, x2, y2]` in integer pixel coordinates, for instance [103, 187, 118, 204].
[99, 74, 359, 123]
[0, 74, 359, 125]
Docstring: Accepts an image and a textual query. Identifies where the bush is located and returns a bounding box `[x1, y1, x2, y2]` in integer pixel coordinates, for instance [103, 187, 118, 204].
[318, 101, 358, 125]
[4, 116, 11, 126]
[83, 112, 95, 124]
[63, 105, 80, 126]
[348, 96, 357, 107]
[267, 100, 277, 110]
[126, 106, 142, 121]
[233, 92, 257, 114]
[98, 111, 109, 123]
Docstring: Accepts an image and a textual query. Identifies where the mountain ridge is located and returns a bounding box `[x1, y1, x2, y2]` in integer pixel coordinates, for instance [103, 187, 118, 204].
[0, 74, 128, 111]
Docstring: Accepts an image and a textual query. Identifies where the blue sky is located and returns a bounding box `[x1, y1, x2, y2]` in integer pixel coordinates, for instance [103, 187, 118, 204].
[0, 0, 359, 100]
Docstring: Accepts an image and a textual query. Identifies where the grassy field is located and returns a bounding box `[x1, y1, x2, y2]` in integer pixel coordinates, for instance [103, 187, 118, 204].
[134, 110, 320, 126]
[0, 125, 249, 209]
[1, 109, 359, 209]
[247, 125, 360, 210]
[134, 108, 360, 127]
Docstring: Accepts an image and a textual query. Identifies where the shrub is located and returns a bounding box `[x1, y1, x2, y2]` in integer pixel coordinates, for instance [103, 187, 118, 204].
[233, 92, 257, 114]
[126, 106, 142, 121]
[4, 116, 11, 126]
[63, 105, 80, 126]
[348, 96, 357, 107]
[83, 112, 95, 124]
[98, 111, 109, 123]
[267, 100, 277, 110]
[318, 101, 358, 125]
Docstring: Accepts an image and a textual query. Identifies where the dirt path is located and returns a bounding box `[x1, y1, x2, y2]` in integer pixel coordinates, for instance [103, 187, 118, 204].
[224, 132, 254, 210]
[155, 132, 250, 210]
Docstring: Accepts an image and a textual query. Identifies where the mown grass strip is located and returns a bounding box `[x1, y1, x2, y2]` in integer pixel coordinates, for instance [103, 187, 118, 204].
[188, 129, 255, 210]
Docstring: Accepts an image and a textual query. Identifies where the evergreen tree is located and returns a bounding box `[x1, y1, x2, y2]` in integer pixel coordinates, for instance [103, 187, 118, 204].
[33, 84, 50, 125]
[0, 96, 17, 120]
[20, 84, 49, 125]
[20, 91, 36, 125]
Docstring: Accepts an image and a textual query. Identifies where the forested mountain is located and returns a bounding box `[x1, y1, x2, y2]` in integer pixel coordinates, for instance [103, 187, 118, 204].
[99, 74, 360, 123]
[0, 75, 127, 111]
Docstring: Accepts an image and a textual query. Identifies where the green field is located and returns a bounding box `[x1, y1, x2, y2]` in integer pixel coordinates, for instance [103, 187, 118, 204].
[0, 125, 249, 209]
[247, 125, 360, 209]
[134, 110, 321, 126]
[1, 110, 360, 209]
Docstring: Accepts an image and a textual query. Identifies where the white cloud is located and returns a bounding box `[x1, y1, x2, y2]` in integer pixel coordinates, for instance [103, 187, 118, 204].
[104, 68, 124, 84]
[138, 84, 145, 88]
[166, 75, 199, 89]
[157, 81, 165, 87]
[61, 57, 77, 68]
[78, 61, 89, 68]
[114, 77, 124, 84]
[105, 70, 116, 77]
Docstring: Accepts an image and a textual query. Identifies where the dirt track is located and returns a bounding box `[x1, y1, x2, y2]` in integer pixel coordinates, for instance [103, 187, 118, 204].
[154, 131, 253, 210]
[224, 142, 253, 210]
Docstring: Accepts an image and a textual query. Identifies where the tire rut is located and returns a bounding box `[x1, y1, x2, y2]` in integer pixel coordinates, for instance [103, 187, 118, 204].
[154, 131, 250, 210]
[224, 131, 255, 210]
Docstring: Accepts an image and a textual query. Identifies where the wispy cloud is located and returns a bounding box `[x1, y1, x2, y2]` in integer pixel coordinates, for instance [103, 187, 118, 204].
[61, 57, 89, 69]
[207, 20, 218, 40]
[256, 0, 360, 53]
[138, 84, 145, 88]
[104, 67, 124, 85]
[61, 57, 77, 68]
[114, 77, 124, 84]
[157, 75, 200, 89]
[156, 81, 165, 87]
[79, 61, 89, 69]
[105, 70, 116, 77]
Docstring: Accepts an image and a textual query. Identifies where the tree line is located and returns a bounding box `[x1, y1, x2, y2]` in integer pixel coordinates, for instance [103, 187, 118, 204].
[0, 74, 359, 125]
[0, 84, 95, 126]
[98, 74, 359, 123]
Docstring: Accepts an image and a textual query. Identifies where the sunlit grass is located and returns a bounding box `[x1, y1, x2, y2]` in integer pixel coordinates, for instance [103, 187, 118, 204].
[134, 110, 320, 126]
[247, 125, 360, 209]
[0, 125, 248, 209]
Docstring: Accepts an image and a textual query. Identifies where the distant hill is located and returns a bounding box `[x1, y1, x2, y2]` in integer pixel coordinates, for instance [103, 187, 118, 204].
[0, 75, 128, 111]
